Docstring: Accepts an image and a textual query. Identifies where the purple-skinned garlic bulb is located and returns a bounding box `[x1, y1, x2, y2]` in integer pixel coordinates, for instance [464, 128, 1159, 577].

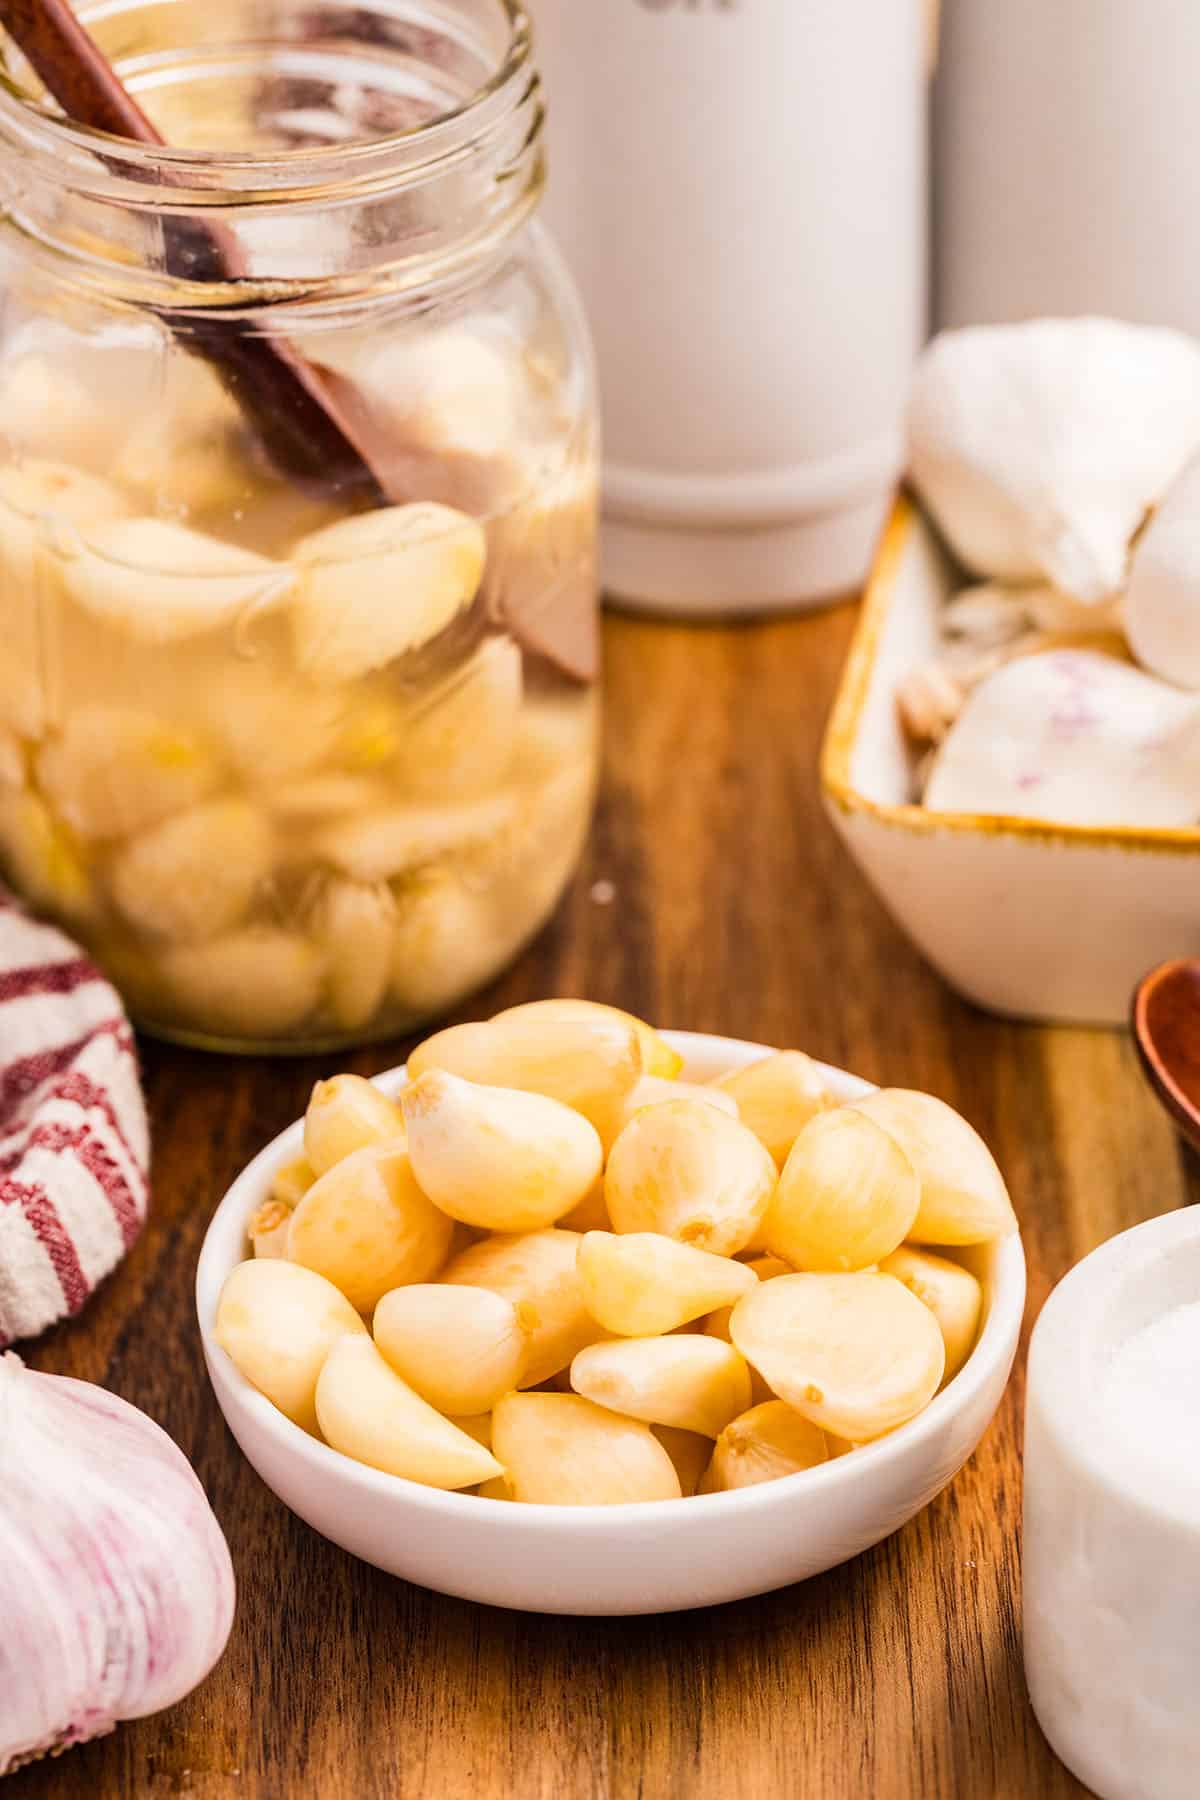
[0, 1354, 235, 1775]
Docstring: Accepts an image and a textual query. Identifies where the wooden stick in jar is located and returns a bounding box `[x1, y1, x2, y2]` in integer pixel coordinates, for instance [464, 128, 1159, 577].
[0, 0, 390, 506]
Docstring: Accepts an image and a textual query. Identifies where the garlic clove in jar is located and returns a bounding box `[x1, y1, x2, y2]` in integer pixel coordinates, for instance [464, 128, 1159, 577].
[107, 798, 274, 944]
[393, 636, 524, 803]
[158, 927, 325, 1041]
[908, 317, 1200, 602]
[290, 502, 487, 684]
[0, 788, 95, 923]
[0, 1353, 234, 1777]
[306, 878, 396, 1034]
[1125, 453, 1200, 689]
[313, 790, 515, 884]
[923, 648, 1200, 827]
[36, 704, 222, 842]
[63, 518, 294, 644]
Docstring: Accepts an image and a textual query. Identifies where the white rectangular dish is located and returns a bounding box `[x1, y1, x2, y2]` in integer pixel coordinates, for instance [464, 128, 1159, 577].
[820, 498, 1200, 1025]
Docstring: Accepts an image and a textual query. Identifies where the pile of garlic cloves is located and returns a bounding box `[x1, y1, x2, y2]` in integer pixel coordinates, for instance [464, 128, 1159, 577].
[902, 315, 1200, 826]
[0, 1354, 234, 1776]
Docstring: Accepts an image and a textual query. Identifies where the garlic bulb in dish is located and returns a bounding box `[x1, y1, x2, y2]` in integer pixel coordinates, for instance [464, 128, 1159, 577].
[909, 317, 1200, 603]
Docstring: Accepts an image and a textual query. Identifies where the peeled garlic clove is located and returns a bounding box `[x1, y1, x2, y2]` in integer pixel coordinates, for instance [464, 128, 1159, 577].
[492, 1392, 681, 1505]
[287, 1141, 452, 1313]
[401, 1071, 602, 1232]
[316, 1336, 503, 1489]
[36, 705, 221, 841]
[850, 1088, 1015, 1246]
[395, 637, 523, 802]
[652, 1425, 712, 1498]
[305, 881, 395, 1034]
[108, 798, 273, 943]
[923, 648, 1200, 828]
[63, 517, 292, 643]
[159, 928, 324, 1041]
[248, 1198, 293, 1259]
[374, 1283, 530, 1415]
[571, 1334, 751, 1438]
[249, 1151, 314, 1257]
[578, 1230, 757, 1337]
[763, 1108, 920, 1273]
[491, 997, 680, 1080]
[604, 1100, 777, 1257]
[704, 1254, 791, 1343]
[271, 1154, 315, 1211]
[410, 1006, 644, 1142]
[0, 1353, 234, 1777]
[713, 1051, 834, 1170]
[701, 1400, 829, 1493]
[877, 1247, 983, 1382]
[314, 790, 514, 883]
[908, 317, 1200, 601]
[303, 1074, 405, 1176]
[0, 788, 94, 923]
[441, 1228, 601, 1387]
[214, 1257, 367, 1431]
[1125, 453, 1200, 688]
[730, 1271, 945, 1441]
[290, 502, 486, 684]
[613, 1075, 738, 1141]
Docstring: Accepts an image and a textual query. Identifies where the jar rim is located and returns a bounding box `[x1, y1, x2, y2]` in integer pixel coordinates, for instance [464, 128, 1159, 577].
[0, 0, 535, 203]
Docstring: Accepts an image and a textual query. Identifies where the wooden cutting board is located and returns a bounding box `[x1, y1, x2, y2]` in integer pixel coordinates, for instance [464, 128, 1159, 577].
[13, 601, 1179, 1799]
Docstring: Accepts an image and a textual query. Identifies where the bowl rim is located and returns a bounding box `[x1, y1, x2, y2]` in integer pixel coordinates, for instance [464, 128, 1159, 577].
[196, 1028, 1027, 1530]
[820, 494, 1200, 858]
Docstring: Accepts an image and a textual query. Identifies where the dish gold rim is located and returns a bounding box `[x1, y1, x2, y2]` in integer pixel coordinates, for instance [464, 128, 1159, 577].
[820, 495, 1200, 858]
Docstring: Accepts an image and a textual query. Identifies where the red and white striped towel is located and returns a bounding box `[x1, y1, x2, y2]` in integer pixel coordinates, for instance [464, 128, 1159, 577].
[0, 894, 149, 1347]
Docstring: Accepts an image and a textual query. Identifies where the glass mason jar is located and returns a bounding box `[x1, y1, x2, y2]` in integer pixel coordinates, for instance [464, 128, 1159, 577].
[0, 0, 600, 1052]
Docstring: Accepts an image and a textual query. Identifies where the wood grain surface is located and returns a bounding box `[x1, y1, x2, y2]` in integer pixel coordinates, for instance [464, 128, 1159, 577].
[11, 604, 1195, 1800]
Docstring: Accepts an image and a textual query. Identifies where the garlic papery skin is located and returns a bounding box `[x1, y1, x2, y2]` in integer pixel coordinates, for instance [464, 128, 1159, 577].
[1125, 454, 1200, 690]
[909, 317, 1200, 602]
[0, 1354, 235, 1776]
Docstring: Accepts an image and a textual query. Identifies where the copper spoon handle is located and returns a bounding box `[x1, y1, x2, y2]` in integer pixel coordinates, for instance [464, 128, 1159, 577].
[0, 0, 390, 503]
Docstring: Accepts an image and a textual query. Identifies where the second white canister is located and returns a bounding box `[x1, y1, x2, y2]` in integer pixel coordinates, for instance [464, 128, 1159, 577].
[534, 0, 928, 616]
[936, 0, 1200, 334]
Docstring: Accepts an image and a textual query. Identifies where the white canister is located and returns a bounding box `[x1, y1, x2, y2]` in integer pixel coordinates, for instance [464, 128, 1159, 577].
[534, 0, 928, 616]
[937, 0, 1200, 333]
[1023, 1207, 1200, 1800]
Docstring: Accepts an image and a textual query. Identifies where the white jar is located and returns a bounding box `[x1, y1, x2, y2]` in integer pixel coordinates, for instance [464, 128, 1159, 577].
[937, 0, 1200, 332]
[534, 0, 928, 616]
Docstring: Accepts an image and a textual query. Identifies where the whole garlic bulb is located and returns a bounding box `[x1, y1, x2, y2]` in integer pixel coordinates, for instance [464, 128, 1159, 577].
[0, 1355, 235, 1776]
[909, 317, 1200, 603]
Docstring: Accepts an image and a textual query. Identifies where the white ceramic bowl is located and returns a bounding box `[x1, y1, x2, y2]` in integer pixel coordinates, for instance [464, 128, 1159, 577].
[821, 497, 1200, 1026]
[196, 1030, 1026, 1616]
